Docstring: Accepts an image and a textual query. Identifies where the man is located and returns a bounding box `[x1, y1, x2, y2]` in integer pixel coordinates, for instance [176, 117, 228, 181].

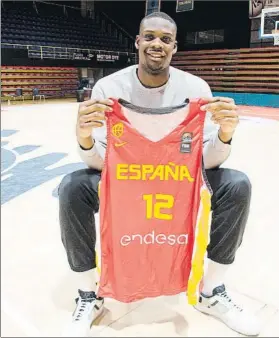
[60, 12, 260, 337]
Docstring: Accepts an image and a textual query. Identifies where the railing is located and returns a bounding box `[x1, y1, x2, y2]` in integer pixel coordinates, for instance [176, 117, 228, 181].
[1, 43, 137, 61]
[100, 11, 135, 41]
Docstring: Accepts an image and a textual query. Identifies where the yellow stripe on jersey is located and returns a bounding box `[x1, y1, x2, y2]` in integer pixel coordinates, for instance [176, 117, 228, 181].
[95, 182, 101, 277]
[187, 186, 212, 305]
[95, 252, 101, 276]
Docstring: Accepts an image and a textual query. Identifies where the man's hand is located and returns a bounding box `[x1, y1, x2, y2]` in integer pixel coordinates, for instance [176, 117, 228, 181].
[77, 99, 113, 149]
[201, 97, 239, 143]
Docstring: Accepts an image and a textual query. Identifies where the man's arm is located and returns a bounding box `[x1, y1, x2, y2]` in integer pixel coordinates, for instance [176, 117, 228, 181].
[203, 128, 232, 170]
[201, 82, 232, 169]
[77, 83, 107, 170]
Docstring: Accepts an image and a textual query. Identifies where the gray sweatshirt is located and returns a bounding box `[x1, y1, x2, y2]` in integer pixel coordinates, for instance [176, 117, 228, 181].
[78, 65, 231, 170]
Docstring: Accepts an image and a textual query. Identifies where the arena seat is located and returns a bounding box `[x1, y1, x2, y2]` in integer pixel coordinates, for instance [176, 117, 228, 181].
[1, 66, 79, 100]
[171, 47, 279, 95]
[1, 5, 130, 52]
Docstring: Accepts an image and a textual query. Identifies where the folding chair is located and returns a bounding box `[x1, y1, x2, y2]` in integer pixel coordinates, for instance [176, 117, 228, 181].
[11, 88, 24, 102]
[32, 88, 46, 103]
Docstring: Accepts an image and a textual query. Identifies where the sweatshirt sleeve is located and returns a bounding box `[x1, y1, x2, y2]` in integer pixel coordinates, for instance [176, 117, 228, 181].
[201, 81, 232, 169]
[77, 82, 106, 170]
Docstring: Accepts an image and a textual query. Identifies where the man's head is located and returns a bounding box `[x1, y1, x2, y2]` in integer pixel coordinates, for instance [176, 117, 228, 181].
[135, 12, 177, 75]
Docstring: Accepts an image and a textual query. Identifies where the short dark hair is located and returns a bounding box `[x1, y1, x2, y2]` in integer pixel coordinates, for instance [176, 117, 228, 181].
[140, 11, 177, 31]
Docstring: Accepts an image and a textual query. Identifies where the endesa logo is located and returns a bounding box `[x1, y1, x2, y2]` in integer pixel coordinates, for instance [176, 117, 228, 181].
[120, 231, 188, 247]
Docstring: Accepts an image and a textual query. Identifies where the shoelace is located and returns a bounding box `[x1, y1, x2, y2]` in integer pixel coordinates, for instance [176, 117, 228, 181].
[219, 291, 243, 312]
[73, 297, 95, 321]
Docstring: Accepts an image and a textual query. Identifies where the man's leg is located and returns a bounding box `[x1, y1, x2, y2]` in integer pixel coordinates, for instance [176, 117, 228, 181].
[59, 169, 104, 337]
[204, 167, 251, 292]
[195, 168, 260, 336]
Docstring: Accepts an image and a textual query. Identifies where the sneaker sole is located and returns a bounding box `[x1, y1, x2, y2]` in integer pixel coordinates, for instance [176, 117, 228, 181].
[90, 306, 105, 328]
[194, 306, 260, 337]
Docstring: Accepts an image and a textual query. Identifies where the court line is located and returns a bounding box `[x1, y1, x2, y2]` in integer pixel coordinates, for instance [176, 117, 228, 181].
[2, 298, 43, 337]
[1, 173, 13, 181]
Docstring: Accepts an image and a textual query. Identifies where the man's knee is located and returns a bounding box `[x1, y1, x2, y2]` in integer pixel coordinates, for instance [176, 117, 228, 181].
[59, 171, 82, 201]
[207, 170, 251, 263]
[228, 170, 251, 201]
[58, 169, 101, 210]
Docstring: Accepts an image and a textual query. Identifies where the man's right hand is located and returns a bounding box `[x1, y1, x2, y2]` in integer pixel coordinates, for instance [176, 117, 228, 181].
[77, 98, 114, 149]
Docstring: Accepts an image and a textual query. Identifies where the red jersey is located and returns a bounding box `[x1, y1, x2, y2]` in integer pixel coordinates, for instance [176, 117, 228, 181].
[98, 98, 212, 305]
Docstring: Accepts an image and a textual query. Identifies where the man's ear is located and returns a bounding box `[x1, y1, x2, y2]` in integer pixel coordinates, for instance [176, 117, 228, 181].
[135, 35, 140, 50]
[172, 41, 178, 55]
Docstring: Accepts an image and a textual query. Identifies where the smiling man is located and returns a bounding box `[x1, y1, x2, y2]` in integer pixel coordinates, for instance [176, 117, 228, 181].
[137, 14, 177, 80]
[59, 12, 260, 337]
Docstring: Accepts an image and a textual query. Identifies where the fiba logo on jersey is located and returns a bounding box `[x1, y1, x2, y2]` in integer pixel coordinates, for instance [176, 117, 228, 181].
[112, 122, 127, 147]
[180, 132, 193, 153]
[112, 122, 124, 138]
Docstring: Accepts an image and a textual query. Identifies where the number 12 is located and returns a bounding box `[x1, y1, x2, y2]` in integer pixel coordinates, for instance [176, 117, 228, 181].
[143, 194, 174, 220]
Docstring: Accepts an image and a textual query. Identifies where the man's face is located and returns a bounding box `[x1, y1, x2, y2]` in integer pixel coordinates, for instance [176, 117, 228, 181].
[136, 17, 177, 75]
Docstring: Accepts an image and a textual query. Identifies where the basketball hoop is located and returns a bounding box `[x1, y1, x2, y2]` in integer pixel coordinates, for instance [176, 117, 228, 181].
[261, 8, 279, 45]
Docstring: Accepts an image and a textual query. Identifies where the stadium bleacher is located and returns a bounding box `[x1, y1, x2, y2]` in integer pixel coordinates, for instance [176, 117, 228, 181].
[1, 66, 79, 100]
[1, 3, 130, 52]
[172, 47, 279, 95]
[171, 46, 279, 107]
[1, 1, 135, 101]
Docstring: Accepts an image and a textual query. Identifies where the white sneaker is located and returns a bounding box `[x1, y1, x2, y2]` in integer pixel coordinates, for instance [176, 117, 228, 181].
[62, 290, 104, 337]
[194, 285, 261, 336]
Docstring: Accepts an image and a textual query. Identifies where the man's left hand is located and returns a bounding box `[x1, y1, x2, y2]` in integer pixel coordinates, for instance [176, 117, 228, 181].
[201, 97, 239, 143]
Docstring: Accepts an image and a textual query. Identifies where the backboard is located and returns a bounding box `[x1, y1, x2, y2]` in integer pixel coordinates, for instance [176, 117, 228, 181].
[260, 6, 279, 37]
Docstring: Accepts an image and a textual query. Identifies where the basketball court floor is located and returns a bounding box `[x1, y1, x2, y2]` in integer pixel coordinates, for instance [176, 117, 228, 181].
[1, 100, 279, 337]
